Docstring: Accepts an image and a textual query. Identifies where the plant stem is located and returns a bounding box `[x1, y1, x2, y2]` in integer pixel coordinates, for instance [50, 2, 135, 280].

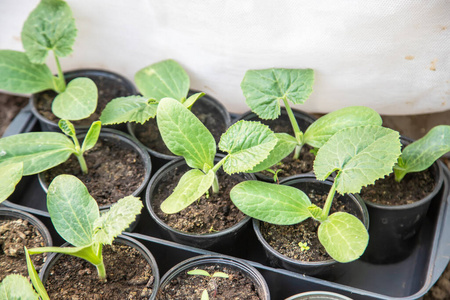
[54, 53, 66, 92]
[321, 180, 337, 220]
[282, 97, 304, 159]
[95, 244, 106, 281]
[212, 174, 219, 194]
[75, 153, 88, 175]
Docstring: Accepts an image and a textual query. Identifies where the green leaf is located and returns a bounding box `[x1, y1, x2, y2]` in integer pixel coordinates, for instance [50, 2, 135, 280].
[187, 269, 211, 277]
[81, 121, 101, 153]
[58, 119, 76, 138]
[314, 125, 401, 194]
[52, 77, 98, 120]
[0, 162, 23, 204]
[394, 125, 450, 181]
[21, 0, 77, 64]
[248, 133, 297, 173]
[0, 274, 39, 300]
[183, 92, 205, 109]
[157, 97, 216, 170]
[303, 106, 383, 148]
[307, 204, 324, 221]
[93, 196, 143, 245]
[318, 212, 369, 263]
[99, 96, 158, 125]
[25, 247, 50, 300]
[240, 68, 314, 119]
[219, 121, 277, 174]
[201, 289, 209, 300]
[230, 181, 311, 225]
[0, 50, 55, 93]
[212, 272, 229, 278]
[161, 169, 215, 214]
[135, 59, 189, 101]
[47, 175, 99, 247]
[0, 132, 75, 175]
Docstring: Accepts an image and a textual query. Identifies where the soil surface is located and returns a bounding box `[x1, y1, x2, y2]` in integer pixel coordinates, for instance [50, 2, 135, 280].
[0, 93, 28, 136]
[157, 264, 261, 299]
[45, 243, 155, 299]
[42, 137, 145, 206]
[0, 218, 47, 281]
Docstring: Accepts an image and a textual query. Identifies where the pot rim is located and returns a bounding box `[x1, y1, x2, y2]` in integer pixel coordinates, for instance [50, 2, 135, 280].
[284, 291, 353, 300]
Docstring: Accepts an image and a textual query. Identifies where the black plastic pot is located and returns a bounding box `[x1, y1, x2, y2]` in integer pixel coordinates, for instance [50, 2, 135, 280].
[39, 235, 160, 300]
[145, 156, 254, 254]
[253, 174, 369, 278]
[158, 255, 270, 299]
[30, 69, 137, 132]
[285, 291, 353, 300]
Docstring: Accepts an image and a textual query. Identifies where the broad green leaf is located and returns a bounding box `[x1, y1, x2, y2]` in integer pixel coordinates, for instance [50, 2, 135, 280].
[248, 133, 297, 173]
[161, 169, 215, 214]
[135, 59, 189, 101]
[93, 196, 143, 244]
[52, 77, 98, 120]
[314, 125, 401, 194]
[318, 212, 369, 263]
[0, 132, 75, 175]
[0, 274, 39, 300]
[21, 0, 77, 64]
[25, 247, 50, 300]
[81, 121, 101, 153]
[187, 269, 211, 277]
[157, 97, 216, 170]
[394, 125, 450, 181]
[99, 96, 158, 125]
[219, 121, 277, 174]
[58, 119, 76, 138]
[304, 106, 382, 148]
[241, 68, 314, 119]
[0, 162, 23, 204]
[47, 175, 99, 247]
[183, 92, 205, 109]
[0, 50, 55, 93]
[230, 181, 311, 225]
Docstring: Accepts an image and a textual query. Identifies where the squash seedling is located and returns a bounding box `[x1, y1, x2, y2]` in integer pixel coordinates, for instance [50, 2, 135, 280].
[187, 269, 229, 300]
[231, 125, 402, 262]
[0, 0, 98, 121]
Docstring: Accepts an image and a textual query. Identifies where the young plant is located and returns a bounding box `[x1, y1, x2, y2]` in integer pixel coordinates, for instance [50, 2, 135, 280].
[28, 174, 143, 281]
[231, 125, 402, 262]
[0, 0, 97, 121]
[156, 97, 277, 214]
[187, 269, 229, 300]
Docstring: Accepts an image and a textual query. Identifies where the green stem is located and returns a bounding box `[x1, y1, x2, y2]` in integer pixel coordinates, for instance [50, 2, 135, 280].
[54, 53, 66, 92]
[75, 153, 88, 175]
[282, 97, 304, 159]
[321, 180, 337, 220]
[211, 156, 227, 194]
[95, 244, 106, 281]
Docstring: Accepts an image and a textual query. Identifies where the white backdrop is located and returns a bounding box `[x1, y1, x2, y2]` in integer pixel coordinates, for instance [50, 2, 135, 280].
[0, 0, 449, 115]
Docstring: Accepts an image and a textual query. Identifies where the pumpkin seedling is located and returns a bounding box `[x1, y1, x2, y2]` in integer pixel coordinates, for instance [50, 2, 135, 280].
[0, 0, 98, 121]
[231, 125, 402, 262]
[187, 269, 229, 300]
[298, 242, 310, 252]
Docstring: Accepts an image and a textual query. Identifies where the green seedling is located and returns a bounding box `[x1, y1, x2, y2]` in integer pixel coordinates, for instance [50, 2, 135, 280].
[100, 59, 205, 125]
[187, 269, 229, 300]
[28, 174, 143, 281]
[231, 125, 402, 262]
[0, 0, 97, 121]
[156, 97, 277, 214]
[298, 242, 310, 252]
[264, 162, 283, 183]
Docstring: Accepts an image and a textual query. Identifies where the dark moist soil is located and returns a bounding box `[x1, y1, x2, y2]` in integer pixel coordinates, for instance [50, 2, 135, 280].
[0, 218, 47, 281]
[35, 73, 132, 126]
[359, 169, 435, 205]
[45, 243, 155, 300]
[42, 137, 145, 206]
[134, 100, 227, 155]
[0, 93, 28, 136]
[158, 264, 261, 300]
[152, 167, 246, 234]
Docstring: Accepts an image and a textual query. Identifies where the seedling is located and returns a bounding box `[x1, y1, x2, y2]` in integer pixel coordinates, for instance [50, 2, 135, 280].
[187, 269, 229, 300]
[298, 242, 310, 252]
[264, 162, 283, 183]
[156, 97, 277, 214]
[231, 125, 402, 262]
[28, 174, 143, 281]
[0, 0, 97, 121]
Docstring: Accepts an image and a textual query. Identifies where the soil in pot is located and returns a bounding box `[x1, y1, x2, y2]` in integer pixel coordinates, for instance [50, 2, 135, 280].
[0, 93, 28, 136]
[44, 243, 155, 299]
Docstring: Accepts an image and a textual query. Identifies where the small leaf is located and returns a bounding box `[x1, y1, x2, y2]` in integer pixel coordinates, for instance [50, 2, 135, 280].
[212, 272, 229, 278]
[81, 121, 101, 153]
[183, 92, 205, 109]
[52, 77, 98, 120]
[318, 212, 369, 263]
[187, 269, 211, 277]
[241, 68, 314, 119]
[99, 96, 158, 125]
[58, 119, 76, 138]
[161, 169, 215, 214]
[219, 121, 277, 174]
[25, 247, 50, 300]
[201, 289, 209, 300]
[135, 59, 189, 101]
[307, 204, 323, 221]
[230, 181, 311, 225]
[0, 162, 23, 204]
[0, 274, 39, 300]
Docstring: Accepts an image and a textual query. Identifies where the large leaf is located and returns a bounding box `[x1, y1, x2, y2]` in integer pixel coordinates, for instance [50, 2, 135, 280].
[314, 125, 401, 194]
[0, 162, 23, 204]
[135, 59, 189, 101]
[230, 181, 311, 225]
[240, 68, 314, 119]
[21, 0, 77, 64]
[157, 97, 215, 170]
[0, 274, 39, 300]
[47, 175, 99, 247]
[0, 132, 75, 175]
[394, 125, 450, 181]
[161, 169, 215, 214]
[0, 50, 55, 93]
[303, 106, 382, 148]
[219, 121, 277, 174]
[100, 96, 158, 125]
[52, 77, 98, 120]
[318, 212, 369, 263]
